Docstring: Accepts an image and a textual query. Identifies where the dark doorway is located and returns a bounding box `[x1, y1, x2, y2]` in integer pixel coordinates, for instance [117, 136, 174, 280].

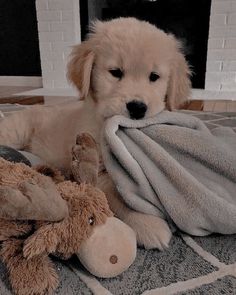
[80, 0, 212, 89]
[0, 0, 41, 76]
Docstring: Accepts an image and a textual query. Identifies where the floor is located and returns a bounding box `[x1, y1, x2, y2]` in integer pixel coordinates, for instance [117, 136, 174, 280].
[0, 86, 38, 98]
[1, 86, 236, 112]
[0, 86, 76, 115]
[178, 99, 236, 112]
[203, 100, 236, 112]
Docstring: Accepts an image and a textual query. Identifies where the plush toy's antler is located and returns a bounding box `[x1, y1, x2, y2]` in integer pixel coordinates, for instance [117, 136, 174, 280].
[71, 133, 99, 186]
[0, 158, 68, 221]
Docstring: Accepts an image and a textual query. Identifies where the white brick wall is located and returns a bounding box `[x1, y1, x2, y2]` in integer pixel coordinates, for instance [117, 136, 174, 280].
[36, 0, 81, 89]
[206, 0, 236, 91]
[35, 0, 236, 92]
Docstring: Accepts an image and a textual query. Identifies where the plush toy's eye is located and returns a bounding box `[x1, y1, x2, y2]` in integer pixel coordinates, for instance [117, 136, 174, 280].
[149, 72, 160, 82]
[109, 68, 123, 79]
[88, 216, 95, 225]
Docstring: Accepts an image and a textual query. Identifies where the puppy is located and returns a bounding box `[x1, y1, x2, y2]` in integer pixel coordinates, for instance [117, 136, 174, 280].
[0, 18, 191, 250]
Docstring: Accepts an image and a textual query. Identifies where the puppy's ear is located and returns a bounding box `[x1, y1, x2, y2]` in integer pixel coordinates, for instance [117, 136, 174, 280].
[67, 41, 95, 99]
[166, 43, 191, 110]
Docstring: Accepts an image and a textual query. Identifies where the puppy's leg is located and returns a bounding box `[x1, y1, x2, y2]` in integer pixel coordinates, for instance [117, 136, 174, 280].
[0, 108, 35, 149]
[123, 211, 172, 250]
[97, 176, 172, 250]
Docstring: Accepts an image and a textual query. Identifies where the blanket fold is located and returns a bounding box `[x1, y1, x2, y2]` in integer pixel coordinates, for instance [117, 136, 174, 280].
[101, 111, 236, 236]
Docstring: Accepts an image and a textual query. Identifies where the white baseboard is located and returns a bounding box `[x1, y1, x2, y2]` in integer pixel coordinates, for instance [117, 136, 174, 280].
[0, 76, 43, 87]
[191, 89, 236, 101]
[14, 87, 78, 97]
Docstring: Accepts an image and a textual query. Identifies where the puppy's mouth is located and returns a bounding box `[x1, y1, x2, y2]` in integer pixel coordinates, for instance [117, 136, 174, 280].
[126, 100, 147, 120]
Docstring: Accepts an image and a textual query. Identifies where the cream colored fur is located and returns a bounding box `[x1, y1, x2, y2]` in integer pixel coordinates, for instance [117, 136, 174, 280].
[0, 18, 191, 250]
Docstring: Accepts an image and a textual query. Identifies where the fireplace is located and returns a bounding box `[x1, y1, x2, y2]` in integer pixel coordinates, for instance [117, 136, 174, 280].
[80, 0, 212, 89]
[32, 0, 236, 98]
[0, 0, 41, 77]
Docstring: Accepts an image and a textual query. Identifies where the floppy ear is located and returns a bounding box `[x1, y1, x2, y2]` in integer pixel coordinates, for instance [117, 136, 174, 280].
[166, 49, 191, 110]
[67, 41, 95, 99]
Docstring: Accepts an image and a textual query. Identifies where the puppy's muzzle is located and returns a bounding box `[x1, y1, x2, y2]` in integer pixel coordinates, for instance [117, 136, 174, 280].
[126, 100, 147, 119]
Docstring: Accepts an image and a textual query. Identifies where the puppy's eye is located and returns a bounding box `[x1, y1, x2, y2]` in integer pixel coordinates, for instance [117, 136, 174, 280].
[149, 72, 160, 82]
[109, 68, 123, 79]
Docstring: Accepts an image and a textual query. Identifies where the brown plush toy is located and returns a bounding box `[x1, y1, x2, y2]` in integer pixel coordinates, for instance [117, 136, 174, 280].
[0, 133, 136, 295]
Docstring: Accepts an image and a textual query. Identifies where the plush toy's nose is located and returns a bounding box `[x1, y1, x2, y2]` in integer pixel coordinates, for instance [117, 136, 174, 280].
[77, 217, 136, 278]
[110, 255, 118, 264]
[126, 100, 147, 119]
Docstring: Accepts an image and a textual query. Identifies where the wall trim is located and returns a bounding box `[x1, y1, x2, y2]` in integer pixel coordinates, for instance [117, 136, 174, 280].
[73, 0, 82, 43]
[0, 76, 42, 87]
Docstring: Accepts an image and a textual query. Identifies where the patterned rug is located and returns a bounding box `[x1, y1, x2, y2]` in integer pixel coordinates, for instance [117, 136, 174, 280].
[0, 107, 236, 295]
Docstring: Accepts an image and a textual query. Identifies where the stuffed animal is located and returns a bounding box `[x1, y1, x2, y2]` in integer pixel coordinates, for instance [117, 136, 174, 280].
[0, 133, 137, 295]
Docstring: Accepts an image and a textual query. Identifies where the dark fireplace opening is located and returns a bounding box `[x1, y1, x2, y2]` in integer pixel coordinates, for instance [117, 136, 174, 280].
[0, 0, 41, 76]
[80, 0, 212, 89]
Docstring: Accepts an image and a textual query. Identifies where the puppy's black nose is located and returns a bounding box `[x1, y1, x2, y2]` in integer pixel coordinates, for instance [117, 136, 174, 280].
[126, 100, 147, 119]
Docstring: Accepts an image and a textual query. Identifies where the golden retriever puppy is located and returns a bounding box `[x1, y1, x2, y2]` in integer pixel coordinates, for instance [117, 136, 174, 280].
[0, 18, 191, 250]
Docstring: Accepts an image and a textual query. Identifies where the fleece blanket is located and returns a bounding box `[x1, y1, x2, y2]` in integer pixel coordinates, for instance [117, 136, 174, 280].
[101, 111, 236, 236]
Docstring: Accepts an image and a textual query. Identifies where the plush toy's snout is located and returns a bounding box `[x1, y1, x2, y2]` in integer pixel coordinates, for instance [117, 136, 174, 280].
[78, 217, 136, 278]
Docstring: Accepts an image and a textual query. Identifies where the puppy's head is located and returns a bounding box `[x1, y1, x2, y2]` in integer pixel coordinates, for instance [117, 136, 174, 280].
[68, 17, 191, 119]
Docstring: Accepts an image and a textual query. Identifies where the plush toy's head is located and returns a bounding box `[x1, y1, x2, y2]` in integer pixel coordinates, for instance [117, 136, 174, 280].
[23, 181, 113, 260]
[23, 180, 136, 278]
[58, 182, 114, 253]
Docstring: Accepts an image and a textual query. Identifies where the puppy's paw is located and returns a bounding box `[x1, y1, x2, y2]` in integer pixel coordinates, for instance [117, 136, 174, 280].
[125, 212, 172, 250]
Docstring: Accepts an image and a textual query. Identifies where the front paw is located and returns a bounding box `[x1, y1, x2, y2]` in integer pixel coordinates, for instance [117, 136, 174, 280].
[125, 212, 172, 250]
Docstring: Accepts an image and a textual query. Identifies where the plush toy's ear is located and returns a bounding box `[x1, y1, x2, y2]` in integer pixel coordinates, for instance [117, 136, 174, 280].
[67, 41, 95, 99]
[23, 224, 60, 259]
[166, 41, 191, 110]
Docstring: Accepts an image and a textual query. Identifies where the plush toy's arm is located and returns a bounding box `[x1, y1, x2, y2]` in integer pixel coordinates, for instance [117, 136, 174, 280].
[71, 133, 99, 186]
[1, 238, 59, 295]
[0, 178, 68, 221]
[23, 223, 60, 259]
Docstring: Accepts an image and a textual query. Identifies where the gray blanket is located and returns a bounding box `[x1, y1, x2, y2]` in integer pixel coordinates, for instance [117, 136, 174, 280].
[101, 111, 236, 236]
